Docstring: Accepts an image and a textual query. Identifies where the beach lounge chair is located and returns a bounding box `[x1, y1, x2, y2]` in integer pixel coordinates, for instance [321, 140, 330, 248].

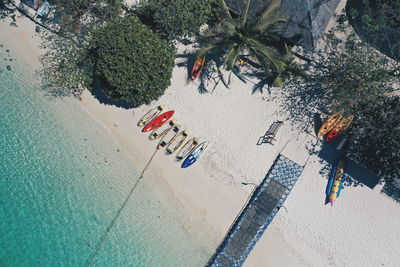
[257, 121, 284, 145]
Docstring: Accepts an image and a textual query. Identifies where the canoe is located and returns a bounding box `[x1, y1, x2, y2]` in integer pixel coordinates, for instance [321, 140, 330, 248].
[176, 137, 199, 161]
[328, 159, 346, 206]
[142, 110, 174, 133]
[181, 141, 210, 168]
[149, 120, 176, 141]
[137, 105, 165, 127]
[325, 115, 354, 142]
[317, 110, 344, 137]
[157, 125, 182, 150]
[166, 130, 189, 154]
[191, 56, 206, 80]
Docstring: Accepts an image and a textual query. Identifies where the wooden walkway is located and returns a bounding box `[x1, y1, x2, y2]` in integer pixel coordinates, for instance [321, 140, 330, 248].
[207, 154, 304, 267]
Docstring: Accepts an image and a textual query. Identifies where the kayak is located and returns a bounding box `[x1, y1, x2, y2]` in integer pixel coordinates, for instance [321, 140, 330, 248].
[191, 56, 206, 80]
[176, 137, 199, 161]
[137, 105, 165, 127]
[181, 141, 210, 168]
[142, 110, 174, 133]
[317, 110, 344, 137]
[328, 159, 346, 206]
[325, 115, 354, 142]
[157, 125, 182, 150]
[166, 130, 189, 154]
[149, 120, 177, 141]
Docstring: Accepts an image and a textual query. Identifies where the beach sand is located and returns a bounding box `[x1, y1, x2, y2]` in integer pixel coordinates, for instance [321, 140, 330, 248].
[2, 7, 400, 267]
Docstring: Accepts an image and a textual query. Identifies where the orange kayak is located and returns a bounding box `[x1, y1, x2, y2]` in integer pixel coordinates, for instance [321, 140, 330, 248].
[325, 115, 354, 142]
[317, 110, 344, 137]
[191, 56, 206, 80]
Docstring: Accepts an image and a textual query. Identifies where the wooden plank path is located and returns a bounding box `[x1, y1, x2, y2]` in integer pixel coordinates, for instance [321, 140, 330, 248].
[207, 154, 304, 267]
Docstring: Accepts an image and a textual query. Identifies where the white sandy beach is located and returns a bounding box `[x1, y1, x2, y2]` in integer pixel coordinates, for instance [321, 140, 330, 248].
[1, 7, 400, 267]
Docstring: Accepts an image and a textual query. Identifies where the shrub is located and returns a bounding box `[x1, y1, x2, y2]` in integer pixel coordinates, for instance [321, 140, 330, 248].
[90, 16, 175, 106]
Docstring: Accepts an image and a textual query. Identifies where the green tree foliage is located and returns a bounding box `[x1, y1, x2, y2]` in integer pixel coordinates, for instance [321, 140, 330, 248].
[90, 16, 175, 106]
[347, 0, 400, 61]
[136, 0, 222, 40]
[197, 0, 293, 85]
[348, 96, 400, 180]
[284, 22, 400, 180]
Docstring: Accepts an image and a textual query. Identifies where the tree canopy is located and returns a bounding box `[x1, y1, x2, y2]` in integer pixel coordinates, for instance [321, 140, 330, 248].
[282, 21, 400, 180]
[90, 16, 175, 106]
[347, 0, 400, 61]
[136, 0, 222, 41]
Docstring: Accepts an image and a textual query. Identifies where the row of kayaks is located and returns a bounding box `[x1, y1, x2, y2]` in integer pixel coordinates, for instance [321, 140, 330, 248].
[137, 105, 210, 168]
[317, 110, 354, 142]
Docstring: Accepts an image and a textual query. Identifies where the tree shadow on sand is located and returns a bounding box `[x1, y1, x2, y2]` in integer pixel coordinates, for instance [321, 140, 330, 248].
[89, 81, 136, 109]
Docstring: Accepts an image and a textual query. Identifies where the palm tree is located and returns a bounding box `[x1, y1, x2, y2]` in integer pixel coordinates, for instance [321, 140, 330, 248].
[197, 0, 292, 84]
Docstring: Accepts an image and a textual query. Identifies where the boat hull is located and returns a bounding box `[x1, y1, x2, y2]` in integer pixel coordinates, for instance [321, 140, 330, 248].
[142, 111, 174, 133]
[181, 141, 209, 168]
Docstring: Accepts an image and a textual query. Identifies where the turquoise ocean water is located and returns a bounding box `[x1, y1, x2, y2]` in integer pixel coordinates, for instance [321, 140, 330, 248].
[0, 45, 209, 266]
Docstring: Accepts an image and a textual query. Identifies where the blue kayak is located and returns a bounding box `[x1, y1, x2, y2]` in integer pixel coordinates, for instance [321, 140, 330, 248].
[181, 141, 210, 168]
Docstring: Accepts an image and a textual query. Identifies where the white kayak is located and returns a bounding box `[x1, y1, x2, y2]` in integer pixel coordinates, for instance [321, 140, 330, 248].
[137, 105, 165, 127]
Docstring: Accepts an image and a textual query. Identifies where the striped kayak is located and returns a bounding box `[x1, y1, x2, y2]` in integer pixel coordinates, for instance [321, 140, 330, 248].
[157, 125, 182, 150]
[176, 137, 199, 161]
[181, 141, 210, 168]
[166, 130, 189, 154]
[149, 120, 176, 141]
[137, 105, 165, 127]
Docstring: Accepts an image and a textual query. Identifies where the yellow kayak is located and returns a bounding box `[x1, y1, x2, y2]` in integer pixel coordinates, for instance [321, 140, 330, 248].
[318, 110, 344, 137]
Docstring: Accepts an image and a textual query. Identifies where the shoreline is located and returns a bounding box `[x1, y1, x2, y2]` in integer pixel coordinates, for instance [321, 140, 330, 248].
[2, 10, 400, 267]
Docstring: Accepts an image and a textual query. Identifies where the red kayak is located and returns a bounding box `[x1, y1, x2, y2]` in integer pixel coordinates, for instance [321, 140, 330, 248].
[191, 56, 205, 80]
[325, 129, 341, 142]
[142, 111, 174, 132]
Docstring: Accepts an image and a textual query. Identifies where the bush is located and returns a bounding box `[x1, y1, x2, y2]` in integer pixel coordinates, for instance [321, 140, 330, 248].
[90, 16, 175, 106]
[137, 0, 222, 40]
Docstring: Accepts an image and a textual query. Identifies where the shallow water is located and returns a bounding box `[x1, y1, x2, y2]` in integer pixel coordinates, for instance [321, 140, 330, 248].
[0, 45, 209, 266]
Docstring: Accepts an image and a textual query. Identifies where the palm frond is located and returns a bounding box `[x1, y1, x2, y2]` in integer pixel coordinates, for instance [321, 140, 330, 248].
[221, 20, 240, 37]
[241, 0, 252, 27]
[250, 43, 286, 72]
[219, 0, 232, 21]
[256, 15, 288, 33]
[197, 39, 235, 56]
[250, 0, 285, 32]
[224, 44, 242, 70]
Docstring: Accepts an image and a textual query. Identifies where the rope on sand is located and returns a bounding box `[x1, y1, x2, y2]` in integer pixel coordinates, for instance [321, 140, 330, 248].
[85, 149, 158, 267]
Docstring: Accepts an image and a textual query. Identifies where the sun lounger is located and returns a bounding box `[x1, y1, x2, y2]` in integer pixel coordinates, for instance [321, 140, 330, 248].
[257, 121, 284, 145]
